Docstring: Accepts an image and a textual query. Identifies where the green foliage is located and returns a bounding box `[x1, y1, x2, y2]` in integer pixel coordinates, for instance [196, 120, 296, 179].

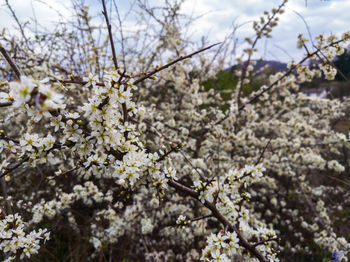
[202, 69, 238, 100]
[200, 62, 278, 112]
[200, 69, 238, 111]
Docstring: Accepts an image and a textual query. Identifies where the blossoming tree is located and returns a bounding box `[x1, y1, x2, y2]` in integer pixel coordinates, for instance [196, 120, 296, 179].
[0, 0, 350, 261]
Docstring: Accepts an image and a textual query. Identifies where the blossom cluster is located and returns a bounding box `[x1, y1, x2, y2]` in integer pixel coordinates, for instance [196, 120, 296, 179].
[0, 76, 64, 111]
[0, 213, 49, 261]
[201, 231, 240, 262]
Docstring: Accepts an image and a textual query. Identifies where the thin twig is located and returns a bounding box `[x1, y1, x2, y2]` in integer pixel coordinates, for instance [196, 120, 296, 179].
[0, 157, 29, 179]
[179, 150, 208, 181]
[156, 143, 182, 163]
[255, 137, 272, 165]
[113, 0, 127, 70]
[1, 178, 12, 214]
[101, 0, 119, 70]
[133, 43, 221, 85]
[273, 44, 294, 60]
[189, 213, 212, 222]
[252, 237, 279, 248]
[326, 175, 350, 187]
[293, 11, 314, 48]
[5, 0, 31, 51]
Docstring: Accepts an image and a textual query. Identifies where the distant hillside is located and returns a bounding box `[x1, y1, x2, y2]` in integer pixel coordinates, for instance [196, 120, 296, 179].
[227, 60, 288, 72]
[253, 60, 288, 71]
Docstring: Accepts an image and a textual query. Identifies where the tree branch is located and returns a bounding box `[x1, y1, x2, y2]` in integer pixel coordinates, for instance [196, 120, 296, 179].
[0, 45, 21, 79]
[133, 43, 221, 85]
[101, 0, 119, 70]
[167, 178, 269, 262]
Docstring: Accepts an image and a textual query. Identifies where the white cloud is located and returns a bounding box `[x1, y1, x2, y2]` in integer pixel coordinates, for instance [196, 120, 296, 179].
[0, 0, 72, 32]
[180, 0, 350, 62]
[1, 0, 349, 63]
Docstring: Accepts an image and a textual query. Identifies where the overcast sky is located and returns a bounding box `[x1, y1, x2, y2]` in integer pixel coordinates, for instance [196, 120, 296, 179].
[1, 0, 350, 63]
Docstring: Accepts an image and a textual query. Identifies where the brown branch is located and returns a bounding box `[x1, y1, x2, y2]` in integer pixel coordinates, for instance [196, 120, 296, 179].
[133, 43, 221, 86]
[168, 179, 198, 198]
[189, 213, 213, 222]
[326, 174, 350, 187]
[0, 157, 29, 179]
[167, 179, 269, 262]
[0, 45, 21, 79]
[0, 102, 14, 107]
[255, 137, 272, 165]
[179, 150, 208, 181]
[101, 0, 119, 70]
[52, 79, 104, 86]
[203, 195, 269, 262]
[252, 237, 279, 248]
[156, 143, 182, 163]
[60, 166, 81, 176]
[239, 60, 302, 111]
[1, 177, 12, 214]
[232, 170, 254, 183]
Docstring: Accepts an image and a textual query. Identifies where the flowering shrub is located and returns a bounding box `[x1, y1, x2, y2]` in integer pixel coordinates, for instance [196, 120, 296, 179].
[0, 0, 350, 261]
